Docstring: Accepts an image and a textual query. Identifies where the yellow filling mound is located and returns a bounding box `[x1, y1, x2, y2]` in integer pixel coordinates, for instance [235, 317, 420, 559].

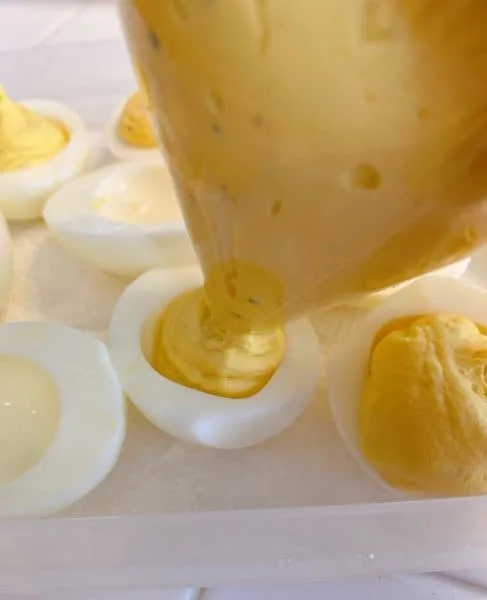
[0, 86, 68, 172]
[151, 287, 285, 399]
[117, 91, 157, 148]
[360, 312, 487, 496]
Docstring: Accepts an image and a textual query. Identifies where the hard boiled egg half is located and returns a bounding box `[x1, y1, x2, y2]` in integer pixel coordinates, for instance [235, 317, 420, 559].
[0, 322, 125, 517]
[0, 98, 90, 222]
[108, 265, 321, 449]
[44, 160, 197, 278]
[105, 91, 161, 162]
[327, 276, 487, 497]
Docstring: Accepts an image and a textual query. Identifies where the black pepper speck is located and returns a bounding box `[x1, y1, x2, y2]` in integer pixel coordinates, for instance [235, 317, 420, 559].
[148, 30, 161, 50]
[271, 200, 283, 216]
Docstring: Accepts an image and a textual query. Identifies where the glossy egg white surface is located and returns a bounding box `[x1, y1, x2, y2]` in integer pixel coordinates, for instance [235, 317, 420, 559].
[105, 97, 161, 162]
[0, 322, 125, 517]
[0, 100, 90, 222]
[108, 265, 322, 450]
[327, 276, 487, 496]
[43, 161, 197, 277]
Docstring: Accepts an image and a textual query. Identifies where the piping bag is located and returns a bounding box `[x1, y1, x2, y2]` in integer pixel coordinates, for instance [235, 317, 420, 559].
[118, 0, 487, 397]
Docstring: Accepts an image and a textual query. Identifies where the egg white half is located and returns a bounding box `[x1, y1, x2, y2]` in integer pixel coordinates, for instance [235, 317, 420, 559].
[43, 161, 196, 277]
[105, 97, 161, 163]
[0, 100, 90, 222]
[327, 275, 487, 496]
[108, 265, 321, 450]
[0, 322, 126, 517]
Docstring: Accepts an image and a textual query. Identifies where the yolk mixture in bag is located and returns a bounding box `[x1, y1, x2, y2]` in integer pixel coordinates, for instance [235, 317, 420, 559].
[118, 0, 487, 398]
[360, 313, 487, 496]
[118, 91, 157, 148]
[0, 87, 68, 172]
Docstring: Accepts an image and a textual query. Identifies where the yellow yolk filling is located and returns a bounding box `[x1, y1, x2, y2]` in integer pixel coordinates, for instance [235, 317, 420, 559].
[0, 87, 68, 173]
[360, 312, 487, 496]
[148, 258, 286, 399]
[152, 288, 285, 399]
[117, 91, 157, 148]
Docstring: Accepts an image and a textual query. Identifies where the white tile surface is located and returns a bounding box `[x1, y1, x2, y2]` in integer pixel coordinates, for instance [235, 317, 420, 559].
[3, 1, 487, 599]
[0, 0, 82, 51]
[46, 0, 123, 45]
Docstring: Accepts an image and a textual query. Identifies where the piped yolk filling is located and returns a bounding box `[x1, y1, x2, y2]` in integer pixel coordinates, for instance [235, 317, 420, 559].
[0, 86, 68, 173]
[150, 287, 285, 399]
[117, 91, 157, 148]
[360, 312, 487, 496]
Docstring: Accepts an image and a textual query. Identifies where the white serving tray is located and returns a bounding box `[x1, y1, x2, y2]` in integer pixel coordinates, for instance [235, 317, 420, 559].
[2, 39, 487, 594]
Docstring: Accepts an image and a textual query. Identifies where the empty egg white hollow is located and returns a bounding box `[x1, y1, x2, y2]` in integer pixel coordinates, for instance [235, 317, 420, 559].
[0, 100, 90, 222]
[0, 322, 126, 517]
[43, 161, 197, 278]
[327, 275, 487, 498]
[107, 265, 322, 450]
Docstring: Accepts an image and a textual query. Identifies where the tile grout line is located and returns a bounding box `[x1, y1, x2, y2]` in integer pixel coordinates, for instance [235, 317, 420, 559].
[36, 3, 87, 48]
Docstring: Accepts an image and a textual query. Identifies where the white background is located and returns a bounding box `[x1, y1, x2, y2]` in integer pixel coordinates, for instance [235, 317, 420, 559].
[2, 1, 487, 598]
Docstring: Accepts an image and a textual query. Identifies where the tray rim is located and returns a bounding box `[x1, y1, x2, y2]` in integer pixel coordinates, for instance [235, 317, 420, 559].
[0, 495, 486, 590]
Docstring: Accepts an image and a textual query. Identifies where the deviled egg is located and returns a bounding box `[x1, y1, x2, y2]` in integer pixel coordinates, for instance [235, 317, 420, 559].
[105, 91, 161, 162]
[108, 265, 321, 450]
[0, 87, 90, 222]
[43, 160, 196, 277]
[0, 322, 125, 517]
[328, 276, 487, 497]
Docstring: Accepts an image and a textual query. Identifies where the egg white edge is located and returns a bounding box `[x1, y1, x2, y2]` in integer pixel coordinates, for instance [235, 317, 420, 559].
[327, 275, 487, 499]
[0, 322, 126, 517]
[0, 100, 91, 221]
[43, 160, 193, 275]
[105, 97, 162, 163]
[43, 160, 186, 236]
[107, 265, 322, 449]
